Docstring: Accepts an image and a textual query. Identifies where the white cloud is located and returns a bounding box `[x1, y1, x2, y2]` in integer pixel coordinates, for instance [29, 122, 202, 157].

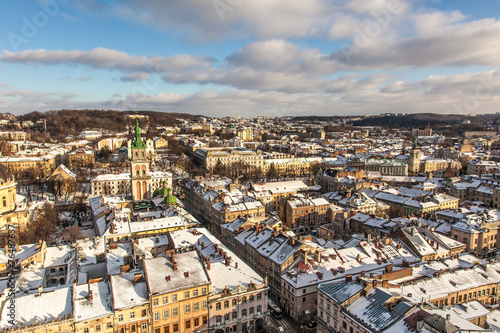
[0, 48, 215, 73]
[2, 69, 499, 116]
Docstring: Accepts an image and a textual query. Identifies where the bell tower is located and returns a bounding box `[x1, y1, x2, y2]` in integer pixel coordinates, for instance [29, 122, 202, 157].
[409, 136, 421, 174]
[130, 119, 152, 201]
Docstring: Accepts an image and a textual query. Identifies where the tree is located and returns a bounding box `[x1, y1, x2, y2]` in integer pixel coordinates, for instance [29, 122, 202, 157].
[19, 202, 60, 245]
[267, 163, 279, 180]
[62, 225, 82, 243]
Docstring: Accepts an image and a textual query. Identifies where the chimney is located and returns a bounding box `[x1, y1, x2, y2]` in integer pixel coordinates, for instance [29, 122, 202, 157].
[436, 243, 439, 250]
[411, 228, 415, 236]
[134, 273, 143, 283]
[225, 258, 230, 266]
[367, 233, 372, 243]
[201, 242, 205, 250]
[165, 275, 171, 281]
[316, 251, 322, 263]
[382, 280, 389, 288]
[171, 253, 175, 263]
[446, 314, 451, 321]
[361, 271, 365, 277]
[173, 262, 178, 271]
[385, 264, 393, 272]
[184, 271, 190, 278]
[88, 290, 93, 302]
[207, 260, 211, 270]
[141, 254, 146, 260]
[345, 274, 352, 282]
[235, 262, 238, 269]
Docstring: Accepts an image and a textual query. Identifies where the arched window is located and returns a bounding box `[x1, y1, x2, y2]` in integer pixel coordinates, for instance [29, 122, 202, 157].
[142, 169, 146, 175]
[136, 170, 139, 176]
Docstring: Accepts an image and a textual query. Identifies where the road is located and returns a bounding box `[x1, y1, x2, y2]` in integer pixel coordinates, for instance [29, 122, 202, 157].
[268, 314, 300, 333]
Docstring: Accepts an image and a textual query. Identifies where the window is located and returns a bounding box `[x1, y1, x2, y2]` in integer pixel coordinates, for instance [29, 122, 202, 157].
[194, 318, 199, 326]
[193, 289, 199, 297]
[303, 289, 306, 294]
[163, 327, 169, 333]
[233, 312, 237, 320]
[203, 316, 208, 324]
[242, 297, 247, 304]
[216, 302, 221, 310]
[185, 320, 191, 329]
[249, 295, 254, 303]
[142, 310, 147, 317]
[184, 291, 190, 299]
[225, 313, 230, 321]
[257, 305, 262, 313]
[202, 301, 207, 309]
[95, 325, 101, 332]
[131, 325, 136, 332]
[171, 294, 177, 302]
[232, 299, 237, 306]
[242, 309, 247, 317]
[118, 314, 124, 322]
[224, 300, 229, 308]
[163, 309, 169, 319]
[185, 304, 191, 313]
[119, 328, 125, 333]
[303, 297, 306, 303]
[257, 293, 262, 301]
[153, 298, 159, 306]
[172, 308, 178, 316]
[130, 312, 135, 319]
[250, 307, 254, 315]
[84, 329, 89, 333]
[162, 296, 168, 304]
[2, 197, 6, 207]
[142, 323, 147, 330]
[154, 312, 160, 321]
[173, 324, 178, 333]
[202, 287, 207, 294]
[154, 329, 160, 333]
[193, 302, 199, 311]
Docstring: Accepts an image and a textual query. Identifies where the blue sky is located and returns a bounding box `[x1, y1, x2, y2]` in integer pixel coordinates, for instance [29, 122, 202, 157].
[0, 0, 499, 117]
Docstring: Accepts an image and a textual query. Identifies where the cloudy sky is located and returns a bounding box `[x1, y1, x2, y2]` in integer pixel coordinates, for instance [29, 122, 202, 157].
[1, 0, 500, 117]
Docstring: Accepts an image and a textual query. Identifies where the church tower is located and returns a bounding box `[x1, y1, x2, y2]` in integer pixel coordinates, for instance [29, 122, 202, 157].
[408, 136, 421, 174]
[130, 119, 152, 201]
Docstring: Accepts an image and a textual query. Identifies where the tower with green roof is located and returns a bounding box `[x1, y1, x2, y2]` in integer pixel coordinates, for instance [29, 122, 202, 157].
[130, 119, 152, 201]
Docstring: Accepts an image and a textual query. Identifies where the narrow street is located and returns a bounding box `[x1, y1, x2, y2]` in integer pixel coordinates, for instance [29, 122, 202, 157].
[268, 314, 300, 333]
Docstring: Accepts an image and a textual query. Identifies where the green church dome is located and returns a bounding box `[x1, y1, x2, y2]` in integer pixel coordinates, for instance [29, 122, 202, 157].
[164, 195, 177, 204]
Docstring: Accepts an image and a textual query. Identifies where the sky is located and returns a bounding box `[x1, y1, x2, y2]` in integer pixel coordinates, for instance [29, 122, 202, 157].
[0, 0, 500, 118]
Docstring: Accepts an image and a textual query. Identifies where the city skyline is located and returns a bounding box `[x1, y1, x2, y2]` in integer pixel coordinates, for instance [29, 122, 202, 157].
[1, 0, 500, 117]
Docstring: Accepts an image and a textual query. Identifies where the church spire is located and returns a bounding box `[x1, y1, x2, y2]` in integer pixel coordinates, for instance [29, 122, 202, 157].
[132, 118, 146, 149]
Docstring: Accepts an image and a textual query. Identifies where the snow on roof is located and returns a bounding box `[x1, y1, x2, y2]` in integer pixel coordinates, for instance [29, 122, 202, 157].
[129, 215, 188, 233]
[318, 281, 363, 303]
[179, 228, 265, 294]
[106, 243, 132, 276]
[143, 251, 209, 295]
[110, 272, 148, 310]
[401, 227, 436, 257]
[74, 281, 113, 322]
[346, 288, 413, 331]
[44, 245, 75, 268]
[252, 180, 310, 193]
[0, 287, 73, 328]
[76, 237, 106, 266]
[402, 262, 500, 303]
